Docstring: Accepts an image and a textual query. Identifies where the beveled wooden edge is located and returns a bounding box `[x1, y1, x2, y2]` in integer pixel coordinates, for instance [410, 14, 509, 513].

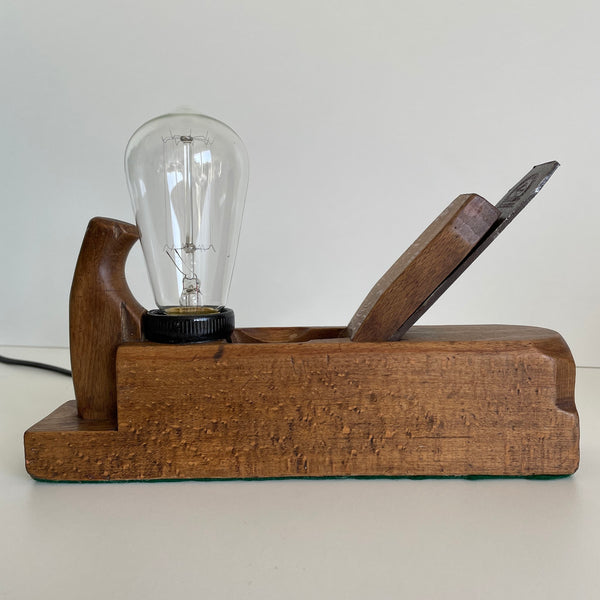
[230, 323, 570, 347]
[25, 401, 116, 433]
[231, 326, 345, 343]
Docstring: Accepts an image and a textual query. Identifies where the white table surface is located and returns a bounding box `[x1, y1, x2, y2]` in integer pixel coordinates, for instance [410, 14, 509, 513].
[2, 345, 599, 600]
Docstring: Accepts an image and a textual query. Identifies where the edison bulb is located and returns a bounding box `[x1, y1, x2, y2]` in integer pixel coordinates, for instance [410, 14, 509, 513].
[125, 111, 248, 342]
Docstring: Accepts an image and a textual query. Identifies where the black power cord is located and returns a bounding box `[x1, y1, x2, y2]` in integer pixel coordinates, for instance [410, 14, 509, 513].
[0, 354, 72, 377]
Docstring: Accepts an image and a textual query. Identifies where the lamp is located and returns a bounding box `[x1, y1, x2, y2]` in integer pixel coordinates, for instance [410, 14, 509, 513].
[125, 111, 248, 343]
[24, 159, 578, 482]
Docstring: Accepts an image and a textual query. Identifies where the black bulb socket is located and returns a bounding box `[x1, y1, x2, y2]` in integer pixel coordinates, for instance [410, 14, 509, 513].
[142, 307, 235, 344]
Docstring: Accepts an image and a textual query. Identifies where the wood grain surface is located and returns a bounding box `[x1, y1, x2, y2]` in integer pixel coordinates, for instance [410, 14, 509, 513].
[69, 217, 145, 421]
[345, 194, 500, 342]
[25, 325, 579, 481]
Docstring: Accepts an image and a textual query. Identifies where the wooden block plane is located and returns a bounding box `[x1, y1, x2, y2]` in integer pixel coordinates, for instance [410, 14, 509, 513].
[25, 324, 578, 481]
[23, 162, 579, 481]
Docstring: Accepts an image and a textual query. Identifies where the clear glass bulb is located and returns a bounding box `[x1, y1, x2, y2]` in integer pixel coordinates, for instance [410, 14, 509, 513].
[125, 112, 248, 316]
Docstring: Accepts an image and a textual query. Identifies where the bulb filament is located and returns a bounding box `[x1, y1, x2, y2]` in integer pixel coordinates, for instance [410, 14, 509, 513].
[162, 132, 215, 310]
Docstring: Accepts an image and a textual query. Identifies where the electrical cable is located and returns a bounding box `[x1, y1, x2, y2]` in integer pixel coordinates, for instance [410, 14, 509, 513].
[0, 354, 72, 377]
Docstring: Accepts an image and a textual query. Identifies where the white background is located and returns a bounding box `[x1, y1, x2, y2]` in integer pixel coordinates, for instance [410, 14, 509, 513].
[2, 0, 599, 365]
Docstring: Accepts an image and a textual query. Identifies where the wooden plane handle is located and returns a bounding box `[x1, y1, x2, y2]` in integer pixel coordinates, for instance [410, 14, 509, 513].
[345, 194, 500, 342]
[70, 217, 145, 421]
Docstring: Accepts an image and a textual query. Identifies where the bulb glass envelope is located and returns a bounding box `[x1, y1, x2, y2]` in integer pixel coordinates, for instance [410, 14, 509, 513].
[125, 112, 249, 313]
